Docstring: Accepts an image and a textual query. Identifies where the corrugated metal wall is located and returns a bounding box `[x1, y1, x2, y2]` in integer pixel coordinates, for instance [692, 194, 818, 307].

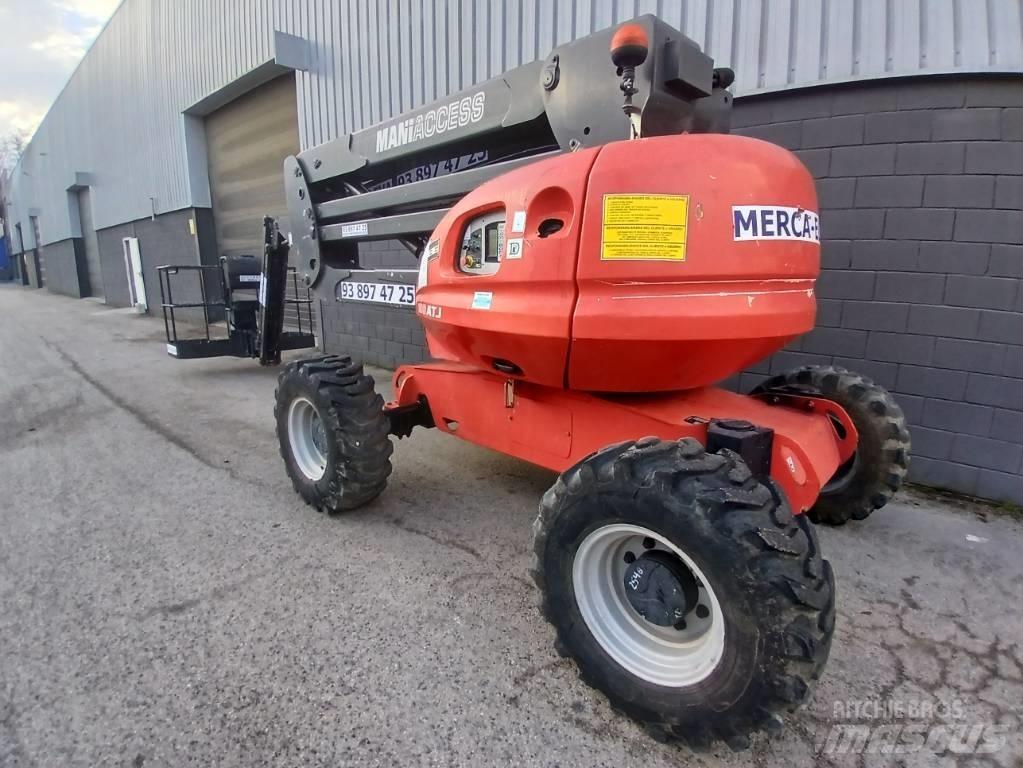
[9, 0, 285, 245]
[295, 0, 1023, 148]
[8, 0, 1023, 246]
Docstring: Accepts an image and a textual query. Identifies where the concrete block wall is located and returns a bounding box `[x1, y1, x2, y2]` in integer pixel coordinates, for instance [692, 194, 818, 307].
[320, 74, 1023, 504]
[319, 241, 426, 370]
[41, 238, 90, 298]
[730, 76, 1023, 504]
[95, 208, 217, 311]
[133, 209, 208, 310]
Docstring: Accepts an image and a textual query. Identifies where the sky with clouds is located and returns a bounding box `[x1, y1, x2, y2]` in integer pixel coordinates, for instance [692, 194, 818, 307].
[0, 0, 122, 141]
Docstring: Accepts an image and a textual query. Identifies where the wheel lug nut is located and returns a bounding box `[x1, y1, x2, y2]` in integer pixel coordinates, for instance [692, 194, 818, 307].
[642, 537, 656, 550]
[695, 604, 710, 619]
[673, 619, 687, 630]
[623, 551, 636, 564]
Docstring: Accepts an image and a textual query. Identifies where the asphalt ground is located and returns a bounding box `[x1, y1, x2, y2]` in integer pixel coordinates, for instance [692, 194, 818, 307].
[1, 283, 1021, 767]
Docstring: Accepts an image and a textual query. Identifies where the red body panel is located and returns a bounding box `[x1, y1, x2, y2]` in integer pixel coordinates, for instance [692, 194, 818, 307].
[571, 134, 818, 391]
[417, 147, 599, 388]
[388, 365, 856, 514]
[416, 133, 819, 393]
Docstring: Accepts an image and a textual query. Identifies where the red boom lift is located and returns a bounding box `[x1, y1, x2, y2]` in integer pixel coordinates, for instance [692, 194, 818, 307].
[178, 16, 912, 749]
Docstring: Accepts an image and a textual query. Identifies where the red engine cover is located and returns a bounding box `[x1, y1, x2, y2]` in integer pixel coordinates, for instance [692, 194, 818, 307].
[416, 133, 820, 393]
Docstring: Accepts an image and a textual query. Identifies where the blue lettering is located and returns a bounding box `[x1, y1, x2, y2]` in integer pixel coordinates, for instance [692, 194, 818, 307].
[733, 206, 820, 242]
[733, 209, 758, 238]
[776, 209, 791, 237]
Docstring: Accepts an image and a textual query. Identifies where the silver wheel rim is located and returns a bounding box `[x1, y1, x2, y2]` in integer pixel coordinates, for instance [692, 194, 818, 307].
[287, 397, 328, 481]
[572, 523, 726, 688]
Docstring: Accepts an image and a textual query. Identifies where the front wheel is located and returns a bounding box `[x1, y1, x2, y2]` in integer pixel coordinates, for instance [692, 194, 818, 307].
[275, 355, 393, 512]
[531, 438, 835, 750]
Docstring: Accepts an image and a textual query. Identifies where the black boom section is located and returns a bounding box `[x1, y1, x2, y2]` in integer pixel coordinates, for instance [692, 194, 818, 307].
[284, 14, 733, 296]
[258, 218, 293, 366]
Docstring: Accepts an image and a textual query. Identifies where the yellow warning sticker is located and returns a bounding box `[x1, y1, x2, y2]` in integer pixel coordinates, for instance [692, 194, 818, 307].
[601, 194, 689, 261]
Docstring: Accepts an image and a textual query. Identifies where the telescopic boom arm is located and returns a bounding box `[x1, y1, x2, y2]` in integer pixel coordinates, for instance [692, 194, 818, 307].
[283, 14, 734, 297]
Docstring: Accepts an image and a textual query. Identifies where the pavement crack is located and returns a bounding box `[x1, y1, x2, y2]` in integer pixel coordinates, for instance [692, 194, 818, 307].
[0, 391, 87, 446]
[383, 515, 482, 560]
[447, 569, 533, 594]
[899, 587, 921, 611]
[136, 572, 266, 620]
[512, 658, 570, 688]
[37, 339, 284, 494]
[0, 683, 37, 768]
[41, 339, 249, 481]
[139, 596, 203, 619]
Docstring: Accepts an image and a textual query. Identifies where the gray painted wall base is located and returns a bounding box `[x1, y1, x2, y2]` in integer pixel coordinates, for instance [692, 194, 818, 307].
[92, 208, 218, 311]
[41, 238, 90, 298]
[321, 74, 1023, 505]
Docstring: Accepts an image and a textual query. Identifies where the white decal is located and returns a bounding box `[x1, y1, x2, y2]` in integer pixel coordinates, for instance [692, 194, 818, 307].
[166, 343, 178, 357]
[340, 221, 369, 238]
[471, 291, 493, 310]
[364, 151, 490, 190]
[239, 274, 261, 283]
[511, 210, 526, 233]
[628, 566, 644, 590]
[418, 240, 439, 289]
[417, 253, 430, 290]
[733, 205, 820, 243]
[375, 92, 486, 153]
[506, 238, 523, 259]
[339, 281, 416, 306]
[418, 302, 443, 319]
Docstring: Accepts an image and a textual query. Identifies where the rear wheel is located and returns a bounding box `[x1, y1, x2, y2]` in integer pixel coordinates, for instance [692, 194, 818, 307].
[752, 365, 910, 525]
[531, 438, 835, 750]
[275, 355, 392, 512]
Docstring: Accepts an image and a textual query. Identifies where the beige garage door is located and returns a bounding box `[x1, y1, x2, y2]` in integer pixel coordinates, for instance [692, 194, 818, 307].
[206, 75, 314, 334]
[205, 75, 300, 260]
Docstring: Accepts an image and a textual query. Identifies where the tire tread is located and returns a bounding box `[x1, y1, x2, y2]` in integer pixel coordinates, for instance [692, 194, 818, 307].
[275, 356, 393, 513]
[530, 438, 835, 751]
[752, 365, 910, 526]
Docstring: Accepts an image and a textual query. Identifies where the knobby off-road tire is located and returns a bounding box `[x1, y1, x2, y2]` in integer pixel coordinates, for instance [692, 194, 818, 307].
[275, 355, 393, 512]
[531, 438, 835, 750]
[752, 365, 910, 526]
